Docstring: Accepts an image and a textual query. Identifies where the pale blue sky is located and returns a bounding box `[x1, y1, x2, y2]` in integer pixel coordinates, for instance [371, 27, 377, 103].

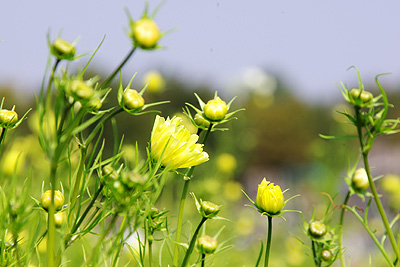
[1, 1, 400, 103]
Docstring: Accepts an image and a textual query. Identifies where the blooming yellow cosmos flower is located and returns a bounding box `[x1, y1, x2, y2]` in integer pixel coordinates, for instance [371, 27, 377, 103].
[256, 178, 284, 214]
[150, 115, 209, 169]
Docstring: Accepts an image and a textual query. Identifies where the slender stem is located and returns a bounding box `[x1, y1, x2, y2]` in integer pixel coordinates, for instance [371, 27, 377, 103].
[344, 205, 394, 267]
[354, 106, 400, 262]
[45, 59, 60, 111]
[201, 253, 206, 267]
[311, 241, 321, 267]
[338, 191, 350, 267]
[47, 161, 58, 267]
[101, 47, 136, 89]
[148, 239, 153, 267]
[180, 217, 208, 267]
[0, 128, 7, 156]
[172, 177, 192, 267]
[264, 216, 273, 267]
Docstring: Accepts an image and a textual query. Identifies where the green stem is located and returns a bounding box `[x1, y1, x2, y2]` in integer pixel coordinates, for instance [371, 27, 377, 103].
[149, 239, 153, 267]
[172, 124, 213, 266]
[0, 128, 7, 156]
[47, 161, 58, 267]
[180, 217, 207, 267]
[201, 253, 206, 267]
[338, 191, 350, 267]
[100, 47, 136, 89]
[85, 108, 124, 145]
[311, 241, 321, 267]
[344, 205, 394, 267]
[264, 216, 273, 267]
[354, 106, 400, 263]
[45, 59, 60, 110]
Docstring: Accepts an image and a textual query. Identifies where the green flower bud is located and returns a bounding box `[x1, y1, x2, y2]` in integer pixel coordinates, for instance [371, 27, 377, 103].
[103, 165, 119, 181]
[194, 113, 210, 128]
[321, 249, 333, 262]
[53, 38, 76, 58]
[121, 171, 146, 188]
[70, 80, 94, 101]
[203, 97, 228, 121]
[349, 88, 361, 100]
[352, 168, 369, 190]
[40, 190, 65, 212]
[309, 221, 327, 238]
[122, 89, 145, 110]
[360, 90, 373, 103]
[197, 235, 217, 254]
[201, 201, 220, 218]
[0, 109, 18, 126]
[131, 18, 161, 48]
[88, 98, 102, 111]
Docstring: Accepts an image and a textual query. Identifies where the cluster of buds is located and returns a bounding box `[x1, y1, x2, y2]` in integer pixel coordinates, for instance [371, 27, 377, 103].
[306, 220, 337, 263]
[102, 164, 147, 206]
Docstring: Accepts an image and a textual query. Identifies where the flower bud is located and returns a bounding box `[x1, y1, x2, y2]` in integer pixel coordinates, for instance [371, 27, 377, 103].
[309, 221, 327, 238]
[88, 98, 102, 111]
[0, 109, 18, 126]
[122, 89, 145, 110]
[197, 235, 217, 254]
[131, 18, 161, 48]
[360, 90, 373, 103]
[122, 171, 146, 188]
[194, 113, 210, 128]
[201, 201, 220, 218]
[41, 190, 65, 212]
[352, 168, 369, 190]
[203, 97, 228, 121]
[321, 249, 333, 262]
[53, 38, 76, 58]
[103, 165, 119, 181]
[70, 80, 94, 101]
[256, 178, 284, 214]
[54, 212, 65, 228]
[349, 88, 361, 100]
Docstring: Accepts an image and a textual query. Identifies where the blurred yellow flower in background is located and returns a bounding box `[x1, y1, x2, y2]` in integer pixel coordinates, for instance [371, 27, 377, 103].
[216, 153, 237, 173]
[143, 70, 165, 93]
[223, 180, 242, 202]
[256, 178, 284, 214]
[150, 115, 209, 169]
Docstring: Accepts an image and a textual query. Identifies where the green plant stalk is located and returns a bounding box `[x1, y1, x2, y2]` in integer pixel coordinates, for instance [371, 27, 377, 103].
[100, 47, 136, 89]
[311, 240, 321, 267]
[201, 253, 206, 267]
[172, 124, 213, 266]
[47, 160, 58, 267]
[338, 191, 350, 267]
[111, 214, 128, 267]
[69, 147, 87, 220]
[148, 239, 153, 267]
[45, 59, 60, 111]
[0, 128, 7, 156]
[264, 216, 273, 267]
[180, 217, 208, 267]
[355, 106, 400, 263]
[344, 205, 394, 267]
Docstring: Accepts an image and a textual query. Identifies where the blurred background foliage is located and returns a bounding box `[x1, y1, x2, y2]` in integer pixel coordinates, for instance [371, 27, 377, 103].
[1, 65, 400, 266]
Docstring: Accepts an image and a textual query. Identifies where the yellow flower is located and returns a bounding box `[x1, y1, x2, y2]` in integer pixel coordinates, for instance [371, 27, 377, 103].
[256, 178, 284, 214]
[150, 115, 209, 169]
[143, 70, 165, 93]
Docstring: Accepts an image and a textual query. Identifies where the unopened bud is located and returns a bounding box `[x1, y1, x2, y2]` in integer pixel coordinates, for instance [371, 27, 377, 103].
[0, 109, 18, 126]
[309, 221, 327, 238]
[132, 18, 161, 48]
[122, 89, 145, 110]
[194, 113, 210, 128]
[321, 249, 333, 262]
[197, 235, 217, 254]
[203, 97, 228, 121]
[41, 190, 65, 212]
[352, 168, 369, 190]
[201, 201, 220, 218]
[53, 38, 76, 58]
